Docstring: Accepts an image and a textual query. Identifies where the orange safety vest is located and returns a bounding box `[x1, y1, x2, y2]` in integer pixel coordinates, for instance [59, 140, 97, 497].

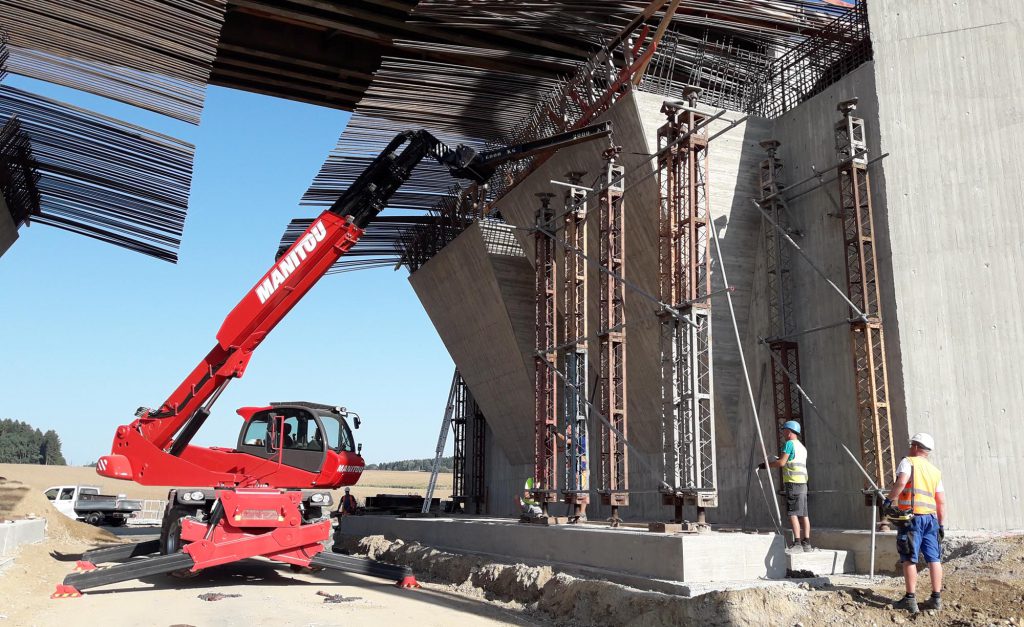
[898, 456, 941, 515]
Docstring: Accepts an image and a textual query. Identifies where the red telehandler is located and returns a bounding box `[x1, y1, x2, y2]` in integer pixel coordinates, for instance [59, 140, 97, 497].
[53, 122, 612, 597]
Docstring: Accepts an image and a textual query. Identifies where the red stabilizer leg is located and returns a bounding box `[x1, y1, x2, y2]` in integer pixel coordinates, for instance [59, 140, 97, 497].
[51, 585, 82, 599]
[74, 561, 97, 572]
[396, 576, 421, 589]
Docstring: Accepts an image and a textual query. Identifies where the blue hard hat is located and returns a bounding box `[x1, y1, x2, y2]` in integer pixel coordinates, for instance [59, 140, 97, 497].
[781, 420, 801, 434]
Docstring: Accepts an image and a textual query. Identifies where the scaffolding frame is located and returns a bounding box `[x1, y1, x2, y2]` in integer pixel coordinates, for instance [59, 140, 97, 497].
[758, 140, 805, 460]
[658, 90, 717, 523]
[597, 148, 628, 520]
[533, 192, 560, 511]
[561, 171, 590, 518]
[834, 99, 896, 495]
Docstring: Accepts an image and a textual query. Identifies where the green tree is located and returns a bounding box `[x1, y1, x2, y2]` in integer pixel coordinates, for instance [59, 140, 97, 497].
[0, 419, 67, 464]
[40, 430, 67, 465]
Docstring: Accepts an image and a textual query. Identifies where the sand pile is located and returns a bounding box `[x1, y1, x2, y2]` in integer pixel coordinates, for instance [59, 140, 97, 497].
[0, 477, 118, 544]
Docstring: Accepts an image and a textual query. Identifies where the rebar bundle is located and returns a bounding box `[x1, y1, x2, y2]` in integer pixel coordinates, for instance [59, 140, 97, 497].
[0, 86, 194, 262]
[0, 0, 227, 123]
[0, 114, 40, 226]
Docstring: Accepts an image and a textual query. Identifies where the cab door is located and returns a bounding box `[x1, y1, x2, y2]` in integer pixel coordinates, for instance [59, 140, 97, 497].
[236, 407, 327, 473]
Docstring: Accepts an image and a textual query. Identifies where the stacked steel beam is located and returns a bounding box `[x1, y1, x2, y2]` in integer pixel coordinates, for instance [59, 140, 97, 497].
[0, 114, 41, 227]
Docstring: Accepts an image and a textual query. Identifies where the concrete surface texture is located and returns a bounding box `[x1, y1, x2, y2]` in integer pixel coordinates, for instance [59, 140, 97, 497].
[866, 0, 1024, 530]
[409, 2, 1024, 531]
[0, 519, 45, 556]
[0, 198, 18, 259]
[340, 515, 789, 583]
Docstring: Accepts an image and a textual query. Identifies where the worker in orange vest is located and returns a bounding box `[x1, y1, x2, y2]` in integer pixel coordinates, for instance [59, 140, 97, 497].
[884, 433, 945, 615]
[338, 487, 359, 516]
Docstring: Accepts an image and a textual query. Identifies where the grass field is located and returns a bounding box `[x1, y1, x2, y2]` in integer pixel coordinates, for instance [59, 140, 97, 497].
[0, 463, 452, 507]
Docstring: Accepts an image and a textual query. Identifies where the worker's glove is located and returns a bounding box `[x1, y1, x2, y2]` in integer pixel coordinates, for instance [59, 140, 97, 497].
[882, 498, 893, 508]
[756, 462, 767, 470]
[938, 526, 945, 542]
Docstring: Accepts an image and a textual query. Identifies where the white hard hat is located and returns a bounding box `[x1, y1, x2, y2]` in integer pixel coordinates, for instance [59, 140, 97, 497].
[910, 433, 935, 451]
[344, 487, 350, 493]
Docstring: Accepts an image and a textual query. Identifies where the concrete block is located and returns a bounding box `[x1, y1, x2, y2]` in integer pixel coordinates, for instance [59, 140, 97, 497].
[789, 549, 854, 575]
[341, 515, 788, 583]
[814, 528, 900, 575]
[0, 519, 46, 556]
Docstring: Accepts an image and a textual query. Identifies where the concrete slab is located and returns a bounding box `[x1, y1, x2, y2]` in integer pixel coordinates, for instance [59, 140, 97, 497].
[814, 528, 900, 575]
[0, 518, 46, 556]
[339, 514, 788, 583]
[789, 549, 854, 576]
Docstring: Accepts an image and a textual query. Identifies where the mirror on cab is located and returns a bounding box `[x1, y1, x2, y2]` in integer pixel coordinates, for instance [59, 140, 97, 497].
[266, 414, 284, 454]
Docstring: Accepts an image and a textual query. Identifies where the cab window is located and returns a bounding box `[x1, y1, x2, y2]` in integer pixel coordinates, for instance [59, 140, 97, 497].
[242, 416, 269, 447]
[59, 488, 75, 500]
[319, 414, 355, 453]
[44, 488, 58, 501]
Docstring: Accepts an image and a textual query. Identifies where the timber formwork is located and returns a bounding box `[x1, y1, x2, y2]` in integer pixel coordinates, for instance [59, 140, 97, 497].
[561, 171, 590, 519]
[758, 140, 804, 457]
[533, 192, 560, 512]
[597, 148, 628, 520]
[834, 100, 896, 495]
[657, 92, 717, 524]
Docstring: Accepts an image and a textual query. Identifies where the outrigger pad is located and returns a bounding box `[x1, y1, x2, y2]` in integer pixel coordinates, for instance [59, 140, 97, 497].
[309, 551, 418, 587]
[51, 585, 82, 599]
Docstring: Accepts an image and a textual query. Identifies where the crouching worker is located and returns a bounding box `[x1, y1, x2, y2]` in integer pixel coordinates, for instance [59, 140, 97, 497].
[519, 477, 542, 519]
[884, 433, 945, 615]
[758, 420, 812, 553]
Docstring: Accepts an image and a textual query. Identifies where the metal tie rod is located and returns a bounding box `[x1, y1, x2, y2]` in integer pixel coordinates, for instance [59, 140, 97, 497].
[762, 344, 882, 492]
[752, 200, 866, 319]
[708, 213, 784, 529]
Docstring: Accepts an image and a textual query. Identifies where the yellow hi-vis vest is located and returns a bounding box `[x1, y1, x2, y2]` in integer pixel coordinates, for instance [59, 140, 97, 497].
[783, 440, 808, 484]
[898, 456, 941, 515]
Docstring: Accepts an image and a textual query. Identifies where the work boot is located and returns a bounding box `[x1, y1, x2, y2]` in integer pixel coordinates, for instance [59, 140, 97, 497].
[785, 544, 802, 555]
[801, 541, 814, 553]
[922, 593, 942, 612]
[894, 594, 919, 614]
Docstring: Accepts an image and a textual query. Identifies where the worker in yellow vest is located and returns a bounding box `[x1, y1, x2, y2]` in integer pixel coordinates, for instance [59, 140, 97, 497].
[758, 420, 811, 553]
[884, 433, 945, 615]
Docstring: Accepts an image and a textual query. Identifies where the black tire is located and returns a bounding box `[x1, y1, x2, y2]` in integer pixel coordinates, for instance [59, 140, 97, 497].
[84, 512, 103, 526]
[110, 517, 127, 527]
[159, 506, 198, 578]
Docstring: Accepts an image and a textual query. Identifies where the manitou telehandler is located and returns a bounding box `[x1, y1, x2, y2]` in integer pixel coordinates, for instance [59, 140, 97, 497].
[52, 121, 612, 597]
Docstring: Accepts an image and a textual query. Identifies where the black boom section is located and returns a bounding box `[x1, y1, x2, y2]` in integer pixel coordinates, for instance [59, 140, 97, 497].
[63, 553, 195, 591]
[82, 539, 161, 564]
[310, 551, 412, 581]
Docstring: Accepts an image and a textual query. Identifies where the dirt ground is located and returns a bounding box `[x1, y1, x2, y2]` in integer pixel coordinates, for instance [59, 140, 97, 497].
[0, 463, 452, 506]
[0, 473, 537, 626]
[4, 465, 1023, 626]
[342, 533, 1024, 626]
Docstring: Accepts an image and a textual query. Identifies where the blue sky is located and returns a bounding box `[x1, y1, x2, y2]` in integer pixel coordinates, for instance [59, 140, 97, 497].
[0, 77, 454, 465]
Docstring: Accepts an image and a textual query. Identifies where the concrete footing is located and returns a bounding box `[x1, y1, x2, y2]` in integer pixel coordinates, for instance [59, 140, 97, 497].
[340, 515, 790, 583]
[0, 518, 46, 556]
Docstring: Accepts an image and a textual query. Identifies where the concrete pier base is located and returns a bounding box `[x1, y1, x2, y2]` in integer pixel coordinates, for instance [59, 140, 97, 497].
[340, 515, 791, 584]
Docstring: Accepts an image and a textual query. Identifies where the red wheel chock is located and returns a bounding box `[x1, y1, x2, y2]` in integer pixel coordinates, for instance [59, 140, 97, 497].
[74, 561, 97, 572]
[51, 585, 82, 599]
[396, 576, 421, 589]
